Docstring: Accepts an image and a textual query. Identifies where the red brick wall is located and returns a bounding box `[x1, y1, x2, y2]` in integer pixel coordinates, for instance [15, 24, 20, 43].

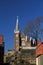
[0, 35, 3, 43]
[36, 41, 43, 57]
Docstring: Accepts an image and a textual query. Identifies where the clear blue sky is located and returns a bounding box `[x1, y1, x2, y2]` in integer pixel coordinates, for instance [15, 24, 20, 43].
[0, 0, 43, 53]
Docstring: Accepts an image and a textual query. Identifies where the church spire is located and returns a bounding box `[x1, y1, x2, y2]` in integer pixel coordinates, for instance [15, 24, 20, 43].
[14, 16, 19, 33]
[16, 16, 19, 31]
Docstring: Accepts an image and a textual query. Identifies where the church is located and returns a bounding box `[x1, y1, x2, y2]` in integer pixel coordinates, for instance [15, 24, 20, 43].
[14, 16, 36, 51]
[4, 17, 36, 65]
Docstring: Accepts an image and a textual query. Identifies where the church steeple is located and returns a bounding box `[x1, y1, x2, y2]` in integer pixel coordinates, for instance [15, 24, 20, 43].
[14, 16, 19, 33]
[16, 16, 19, 31]
[14, 16, 20, 51]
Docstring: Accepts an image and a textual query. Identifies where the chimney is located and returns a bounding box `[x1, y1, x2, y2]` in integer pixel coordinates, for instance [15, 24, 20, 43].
[0, 35, 3, 44]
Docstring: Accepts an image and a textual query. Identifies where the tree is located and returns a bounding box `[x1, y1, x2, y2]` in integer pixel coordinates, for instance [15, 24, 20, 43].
[23, 16, 43, 41]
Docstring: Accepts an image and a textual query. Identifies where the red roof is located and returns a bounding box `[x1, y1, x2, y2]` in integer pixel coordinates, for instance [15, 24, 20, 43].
[36, 41, 43, 57]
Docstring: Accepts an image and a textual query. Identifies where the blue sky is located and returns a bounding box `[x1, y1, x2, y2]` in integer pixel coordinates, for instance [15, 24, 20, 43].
[0, 0, 43, 53]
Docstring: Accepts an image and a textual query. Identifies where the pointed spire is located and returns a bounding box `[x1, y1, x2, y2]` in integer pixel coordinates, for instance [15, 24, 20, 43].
[16, 16, 19, 31]
[14, 16, 20, 33]
[33, 39, 35, 44]
[30, 37, 32, 41]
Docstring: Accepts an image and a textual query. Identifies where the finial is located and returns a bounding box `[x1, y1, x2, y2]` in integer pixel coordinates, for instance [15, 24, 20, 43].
[17, 16, 18, 19]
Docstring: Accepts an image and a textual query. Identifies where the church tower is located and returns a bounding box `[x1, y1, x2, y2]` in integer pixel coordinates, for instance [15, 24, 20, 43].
[14, 16, 21, 52]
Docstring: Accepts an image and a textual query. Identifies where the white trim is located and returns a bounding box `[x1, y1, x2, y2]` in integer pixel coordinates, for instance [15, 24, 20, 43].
[14, 30, 20, 33]
[22, 47, 36, 49]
